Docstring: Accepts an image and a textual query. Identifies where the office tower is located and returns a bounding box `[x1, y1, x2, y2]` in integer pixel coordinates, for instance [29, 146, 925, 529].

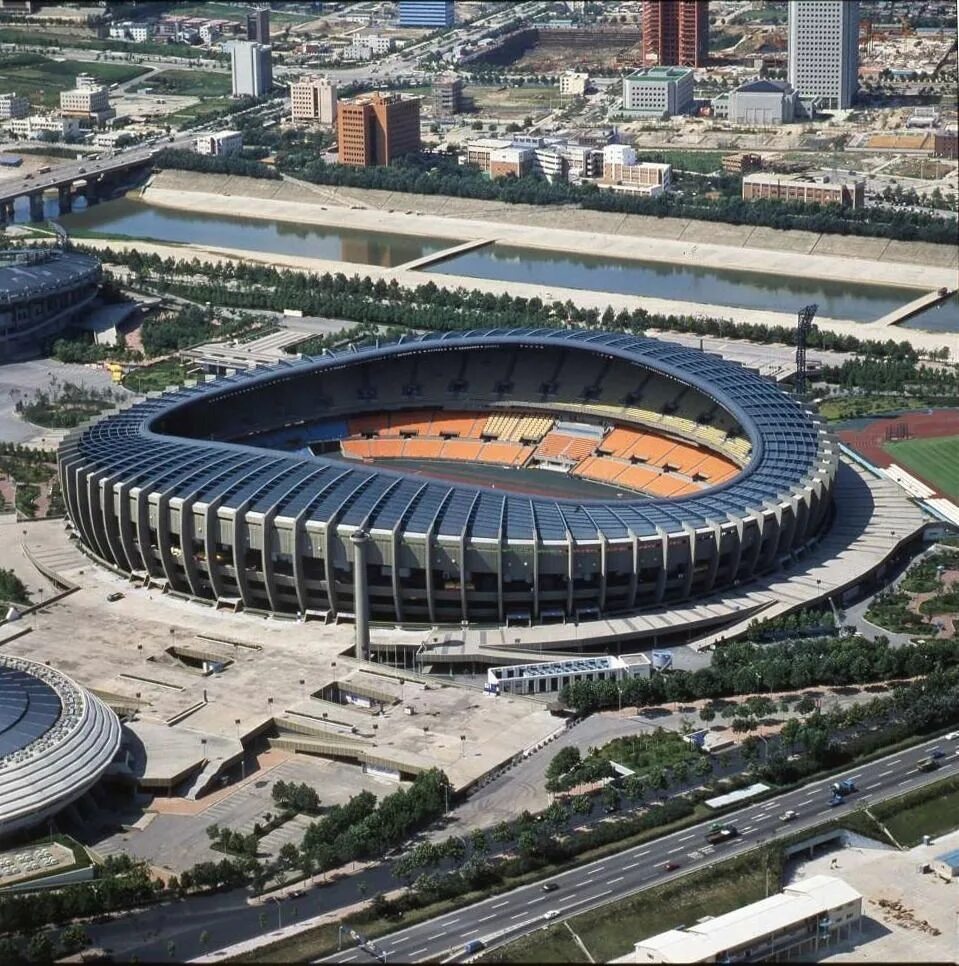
[788, 0, 860, 110]
[290, 76, 337, 124]
[337, 92, 421, 167]
[397, 1, 454, 28]
[247, 6, 270, 43]
[231, 41, 273, 98]
[642, 0, 709, 68]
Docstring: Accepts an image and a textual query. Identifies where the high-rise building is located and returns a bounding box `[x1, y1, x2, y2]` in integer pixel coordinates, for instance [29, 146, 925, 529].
[290, 76, 338, 124]
[0, 92, 29, 120]
[788, 0, 859, 110]
[642, 0, 708, 68]
[231, 41, 273, 98]
[247, 6, 270, 44]
[337, 92, 421, 167]
[431, 73, 463, 116]
[397, 1, 454, 28]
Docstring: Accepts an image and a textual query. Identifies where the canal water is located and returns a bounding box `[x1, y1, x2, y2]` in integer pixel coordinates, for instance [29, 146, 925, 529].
[426, 244, 959, 331]
[50, 197, 959, 332]
[58, 197, 455, 269]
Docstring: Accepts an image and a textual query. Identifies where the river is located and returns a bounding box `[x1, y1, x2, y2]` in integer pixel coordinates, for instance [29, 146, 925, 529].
[52, 197, 959, 332]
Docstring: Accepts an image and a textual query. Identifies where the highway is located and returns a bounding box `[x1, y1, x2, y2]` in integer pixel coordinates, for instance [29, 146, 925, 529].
[322, 733, 959, 964]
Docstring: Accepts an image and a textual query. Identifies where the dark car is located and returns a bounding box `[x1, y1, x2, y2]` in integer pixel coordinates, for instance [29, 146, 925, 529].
[542, 882, 559, 892]
[930, 747, 945, 759]
[663, 861, 680, 871]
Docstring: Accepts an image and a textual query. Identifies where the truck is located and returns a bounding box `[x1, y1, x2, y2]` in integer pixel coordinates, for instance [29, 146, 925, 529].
[705, 823, 737, 844]
[831, 779, 856, 797]
[917, 757, 940, 773]
[463, 939, 486, 955]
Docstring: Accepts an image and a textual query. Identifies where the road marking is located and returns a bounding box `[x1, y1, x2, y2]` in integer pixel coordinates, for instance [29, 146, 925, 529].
[388, 936, 410, 946]
[848, 773, 862, 780]
[678, 833, 695, 842]
[797, 798, 813, 806]
[898, 778, 913, 786]
[587, 865, 606, 875]
[492, 900, 509, 909]
[889, 759, 901, 765]
[527, 896, 546, 905]
[511, 912, 527, 920]
[437, 918, 460, 928]
[427, 932, 446, 941]
[606, 876, 624, 885]
[740, 826, 754, 833]
[637, 850, 650, 857]
[409, 948, 427, 957]
[623, 861, 640, 870]
[339, 957, 356, 963]
[667, 846, 683, 854]
[753, 813, 769, 821]
[477, 914, 496, 923]
[462, 929, 479, 938]
[561, 889, 613, 911]
[865, 782, 881, 790]
[879, 769, 894, 777]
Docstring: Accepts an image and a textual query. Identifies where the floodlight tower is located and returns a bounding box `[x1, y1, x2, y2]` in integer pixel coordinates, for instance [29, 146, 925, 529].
[795, 304, 818, 395]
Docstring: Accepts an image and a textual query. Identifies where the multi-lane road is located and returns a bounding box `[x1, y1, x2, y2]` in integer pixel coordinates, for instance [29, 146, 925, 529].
[323, 733, 959, 964]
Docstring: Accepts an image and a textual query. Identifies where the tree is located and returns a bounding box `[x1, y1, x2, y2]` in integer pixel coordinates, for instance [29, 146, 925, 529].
[59, 924, 89, 955]
[545, 746, 581, 791]
[26, 933, 53, 964]
[699, 705, 716, 724]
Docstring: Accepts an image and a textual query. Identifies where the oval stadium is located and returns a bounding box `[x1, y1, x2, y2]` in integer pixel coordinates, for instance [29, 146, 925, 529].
[0, 247, 102, 357]
[0, 654, 121, 838]
[58, 329, 837, 629]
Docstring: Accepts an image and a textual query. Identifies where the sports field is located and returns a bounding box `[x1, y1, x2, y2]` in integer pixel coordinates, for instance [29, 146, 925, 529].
[885, 434, 959, 500]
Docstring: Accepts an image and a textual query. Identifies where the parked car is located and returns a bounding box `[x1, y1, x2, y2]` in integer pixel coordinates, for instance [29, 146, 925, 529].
[106, 591, 124, 602]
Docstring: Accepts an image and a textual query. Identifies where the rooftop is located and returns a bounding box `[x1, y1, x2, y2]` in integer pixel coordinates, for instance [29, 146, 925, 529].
[935, 847, 959, 866]
[627, 66, 694, 83]
[636, 876, 862, 962]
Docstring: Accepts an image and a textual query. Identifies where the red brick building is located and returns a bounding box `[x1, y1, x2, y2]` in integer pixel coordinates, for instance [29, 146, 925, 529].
[337, 92, 421, 167]
[642, 0, 709, 68]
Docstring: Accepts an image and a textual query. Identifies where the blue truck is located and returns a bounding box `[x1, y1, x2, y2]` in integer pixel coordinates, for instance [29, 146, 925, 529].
[829, 779, 856, 806]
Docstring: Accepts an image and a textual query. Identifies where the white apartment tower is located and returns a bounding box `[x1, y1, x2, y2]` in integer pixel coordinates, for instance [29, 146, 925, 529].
[231, 40, 273, 99]
[788, 1, 859, 110]
[290, 76, 337, 124]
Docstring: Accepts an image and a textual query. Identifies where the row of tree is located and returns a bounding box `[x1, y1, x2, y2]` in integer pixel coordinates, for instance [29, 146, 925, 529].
[84, 245, 929, 362]
[153, 148, 280, 181]
[271, 153, 956, 246]
[561, 635, 959, 713]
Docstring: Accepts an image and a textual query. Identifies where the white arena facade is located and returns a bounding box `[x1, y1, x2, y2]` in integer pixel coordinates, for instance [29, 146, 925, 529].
[0, 654, 121, 839]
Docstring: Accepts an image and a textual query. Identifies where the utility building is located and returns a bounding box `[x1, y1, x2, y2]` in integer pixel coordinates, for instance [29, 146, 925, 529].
[641, 0, 708, 68]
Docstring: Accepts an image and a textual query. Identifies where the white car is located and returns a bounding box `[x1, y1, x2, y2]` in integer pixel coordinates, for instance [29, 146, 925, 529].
[543, 910, 560, 921]
[945, 732, 959, 740]
[779, 809, 798, 822]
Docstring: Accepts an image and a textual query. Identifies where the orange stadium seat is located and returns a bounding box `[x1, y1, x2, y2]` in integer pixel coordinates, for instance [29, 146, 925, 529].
[617, 464, 661, 491]
[574, 457, 629, 483]
[535, 432, 596, 465]
[348, 413, 387, 437]
[341, 438, 373, 459]
[479, 442, 529, 466]
[440, 439, 486, 461]
[630, 434, 677, 466]
[367, 438, 405, 459]
[403, 438, 445, 460]
[598, 427, 644, 458]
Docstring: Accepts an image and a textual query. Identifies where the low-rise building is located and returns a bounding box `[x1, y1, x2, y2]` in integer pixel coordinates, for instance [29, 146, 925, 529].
[464, 137, 513, 173]
[742, 171, 864, 208]
[109, 20, 153, 43]
[723, 79, 799, 125]
[630, 876, 862, 963]
[601, 159, 672, 196]
[487, 655, 648, 698]
[341, 42, 374, 61]
[722, 152, 763, 174]
[559, 70, 589, 97]
[934, 129, 958, 160]
[364, 35, 394, 54]
[60, 74, 114, 126]
[622, 66, 693, 118]
[7, 113, 81, 140]
[489, 145, 533, 179]
[194, 130, 243, 156]
[290, 76, 337, 124]
[931, 847, 959, 882]
[0, 92, 29, 120]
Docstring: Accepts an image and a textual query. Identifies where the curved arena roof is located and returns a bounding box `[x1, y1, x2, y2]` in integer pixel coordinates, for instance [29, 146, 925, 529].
[62, 329, 834, 542]
[0, 655, 121, 838]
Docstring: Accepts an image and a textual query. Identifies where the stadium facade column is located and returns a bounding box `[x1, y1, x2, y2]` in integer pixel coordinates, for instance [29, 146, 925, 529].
[351, 529, 371, 660]
[627, 530, 640, 610]
[180, 497, 204, 597]
[655, 527, 669, 604]
[704, 520, 723, 594]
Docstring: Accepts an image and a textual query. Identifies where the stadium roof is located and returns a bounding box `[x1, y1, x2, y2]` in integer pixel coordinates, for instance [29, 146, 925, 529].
[63, 329, 832, 543]
[0, 248, 100, 304]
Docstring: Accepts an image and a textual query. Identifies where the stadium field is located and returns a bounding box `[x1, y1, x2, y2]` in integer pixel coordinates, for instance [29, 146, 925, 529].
[884, 434, 959, 500]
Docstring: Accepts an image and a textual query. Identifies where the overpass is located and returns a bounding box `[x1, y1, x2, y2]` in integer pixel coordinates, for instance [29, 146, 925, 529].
[0, 137, 191, 223]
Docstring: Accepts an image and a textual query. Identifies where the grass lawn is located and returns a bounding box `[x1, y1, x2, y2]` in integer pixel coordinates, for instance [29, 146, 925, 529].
[128, 68, 231, 97]
[634, 149, 726, 173]
[165, 95, 236, 126]
[872, 775, 959, 847]
[0, 53, 148, 107]
[466, 84, 557, 117]
[818, 395, 933, 422]
[111, 1, 316, 25]
[884, 434, 959, 501]
[122, 358, 193, 393]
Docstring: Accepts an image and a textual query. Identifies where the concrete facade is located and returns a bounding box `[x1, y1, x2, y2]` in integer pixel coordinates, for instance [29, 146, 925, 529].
[290, 76, 337, 124]
[622, 67, 694, 117]
[743, 172, 865, 208]
[788, 0, 859, 110]
[727, 79, 800, 125]
[194, 130, 243, 156]
[231, 41, 272, 98]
